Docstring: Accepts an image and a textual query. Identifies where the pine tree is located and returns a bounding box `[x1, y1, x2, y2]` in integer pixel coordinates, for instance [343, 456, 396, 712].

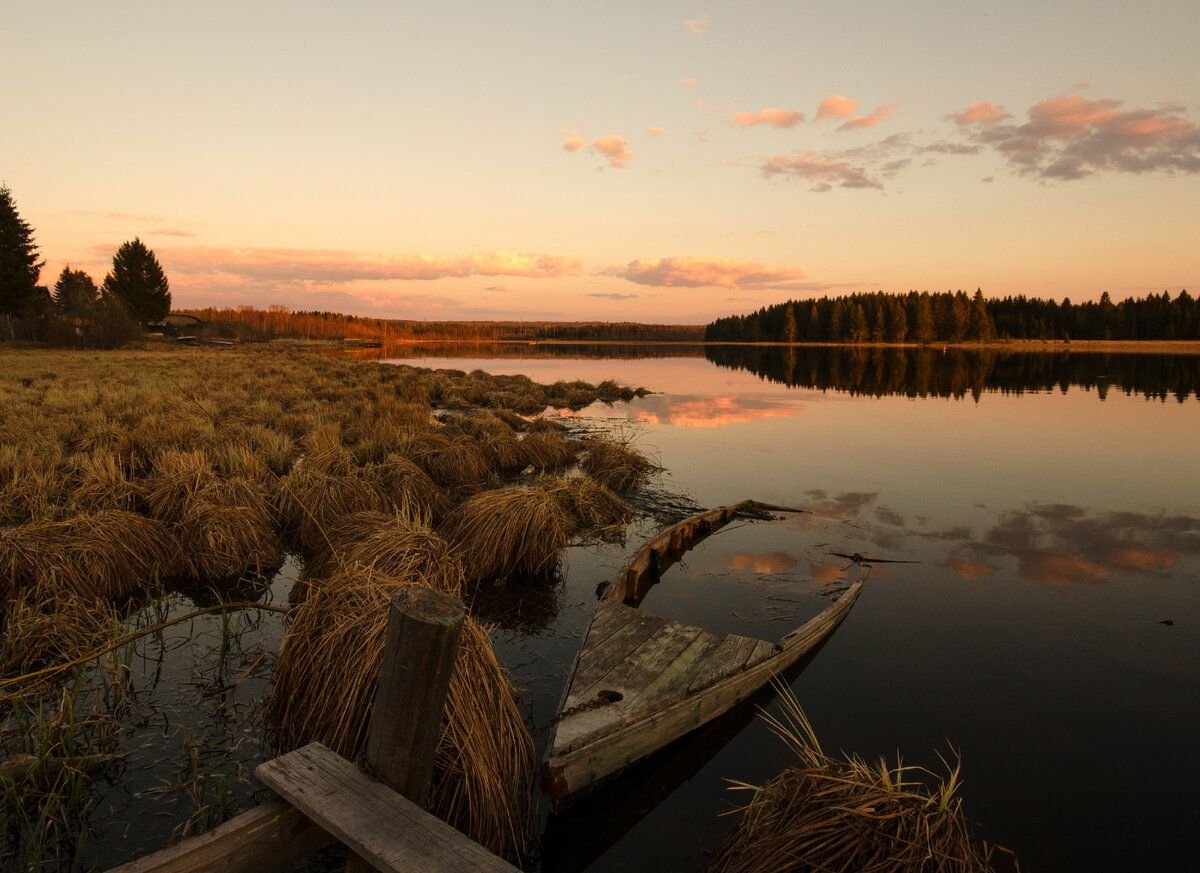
[54, 266, 99, 317]
[782, 304, 798, 343]
[914, 294, 935, 344]
[102, 238, 171, 323]
[0, 185, 45, 316]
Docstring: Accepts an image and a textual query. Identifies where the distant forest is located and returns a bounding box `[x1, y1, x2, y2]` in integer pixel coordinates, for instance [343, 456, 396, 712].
[704, 290, 1199, 344]
[181, 306, 706, 343]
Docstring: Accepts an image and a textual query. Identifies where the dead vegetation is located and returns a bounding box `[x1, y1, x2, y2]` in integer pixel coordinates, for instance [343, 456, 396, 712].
[710, 686, 1011, 873]
[581, 432, 660, 493]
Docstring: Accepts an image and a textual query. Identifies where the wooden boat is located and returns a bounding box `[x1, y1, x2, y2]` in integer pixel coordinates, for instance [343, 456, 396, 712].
[541, 499, 866, 800]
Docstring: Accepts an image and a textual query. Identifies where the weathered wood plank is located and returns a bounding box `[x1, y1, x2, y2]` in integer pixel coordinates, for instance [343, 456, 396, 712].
[624, 630, 721, 710]
[566, 608, 667, 707]
[256, 743, 517, 872]
[683, 634, 762, 694]
[572, 620, 702, 711]
[106, 799, 331, 873]
[580, 600, 637, 657]
[745, 639, 780, 667]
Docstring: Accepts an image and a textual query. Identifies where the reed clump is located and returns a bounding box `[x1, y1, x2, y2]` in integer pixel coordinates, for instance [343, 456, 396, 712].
[710, 687, 1008, 873]
[581, 434, 659, 493]
[269, 568, 533, 859]
[440, 486, 574, 582]
[0, 583, 119, 675]
[537, 476, 629, 534]
[518, 431, 579, 471]
[176, 484, 282, 580]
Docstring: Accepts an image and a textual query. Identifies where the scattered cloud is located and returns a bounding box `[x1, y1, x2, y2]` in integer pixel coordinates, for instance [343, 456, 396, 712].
[682, 12, 712, 34]
[591, 134, 634, 168]
[147, 227, 195, 237]
[605, 255, 811, 291]
[646, 126, 666, 137]
[981, 176, 994, 183]
[157, 246, 582, 284]
[815, 95, 857, 122]
[950, 93, 1200, 180]
[946, 100, 1011, 127]
[680, 77, 698, 87]
[484, 284, 509, 292]
[562, 136, 586, 153]
[586, 291, 640, 300]
[1072, 81, 1092, 91]
[838, 103, 898, 130]
[104, 210, 165, 223]
[761, 150, 883, 190]
[731, 107, 805, 128]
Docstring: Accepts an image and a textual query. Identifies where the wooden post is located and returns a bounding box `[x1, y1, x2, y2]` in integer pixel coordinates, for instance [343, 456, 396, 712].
[345, 587, 463, 873]
[364, 586, 464, 803]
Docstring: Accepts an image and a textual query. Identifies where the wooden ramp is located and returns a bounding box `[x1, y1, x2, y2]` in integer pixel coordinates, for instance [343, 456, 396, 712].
[543, 553, 865, 799]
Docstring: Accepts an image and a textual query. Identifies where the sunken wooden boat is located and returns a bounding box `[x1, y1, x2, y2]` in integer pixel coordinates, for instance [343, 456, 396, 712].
[541, 500, 866, 800]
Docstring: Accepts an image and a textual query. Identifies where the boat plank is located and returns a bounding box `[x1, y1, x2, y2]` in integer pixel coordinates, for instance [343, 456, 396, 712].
[683, 634, 762, 694]
[575, 621, 704, 706]
[566, 609, 667, 708]
[580, 601, 633, 657]
[746, 639, 779, 667]
[625, 631, 721, 711]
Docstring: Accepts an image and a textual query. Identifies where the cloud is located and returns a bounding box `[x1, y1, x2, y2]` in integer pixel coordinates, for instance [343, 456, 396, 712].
[731, 107, 805, 128]
[838, 103, 898, 130]
[951, 93, 1200, 180]
[587, 292, 640, 300]
[646, 126, 666, 137]
[815, 95, 857, 122]
[147, 227, 195, 237]
[606, 255, 810, 291]
[680, 77, 698, 87]
[484, 284, 509, 292]
[158, 247, 582, 284]
[946, 101, 1011, 127]
[682, 12, 711, 34]
[628, 393, 804, 428]
[725, 551, 800, 574]
[761, 150, 883, 190]
[591, 134, 634, 168]
[562, 136, 586, 153]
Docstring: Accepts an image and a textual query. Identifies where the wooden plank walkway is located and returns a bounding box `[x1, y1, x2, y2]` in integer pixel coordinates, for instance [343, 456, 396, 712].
[256, 743, 518, 872]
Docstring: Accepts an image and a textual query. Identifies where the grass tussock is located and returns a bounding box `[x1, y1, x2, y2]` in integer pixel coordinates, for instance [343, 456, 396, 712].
[269, 569, 533, 859]
[581, 434, 659, 493]
[66, 450, 141, 513]
[0, 582, 119, 675]
[518, 431, 579, 471]
[0, 511, 179, 601]
[176, 485, 282, 580]
[312, 513, 465, 595]
[440, 486, 573, 581]
[278, 466, 390, 551]
[144, 449, 216, 523]
[537, 476, 629, 534]
[362, 454, 449, 520]
[710, 686, 1009, 873]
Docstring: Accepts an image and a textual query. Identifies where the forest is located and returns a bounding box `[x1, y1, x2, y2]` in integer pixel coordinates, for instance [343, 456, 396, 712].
[704, 289, 1200, 344]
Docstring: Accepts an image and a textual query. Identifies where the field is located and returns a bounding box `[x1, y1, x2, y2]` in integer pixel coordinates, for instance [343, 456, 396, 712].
[0, 345, 658, 867]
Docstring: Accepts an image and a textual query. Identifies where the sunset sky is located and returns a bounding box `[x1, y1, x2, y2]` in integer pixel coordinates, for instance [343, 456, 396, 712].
[3, 2, 1198, 322]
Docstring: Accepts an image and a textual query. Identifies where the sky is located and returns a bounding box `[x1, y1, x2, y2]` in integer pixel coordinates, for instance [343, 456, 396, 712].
[2, 1, 1198, 323]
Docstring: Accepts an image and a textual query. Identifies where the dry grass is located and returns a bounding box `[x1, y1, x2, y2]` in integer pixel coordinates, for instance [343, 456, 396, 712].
[0, 582, 120, 675]
[580, 434, 659, 493]
[144, 449, 216, 523]
[67, 450, 141, 513]
[440, 486, 574, 582]
[518, 431, 579, 470]
[710, 686, 1009, 873]
[0, 510, 180, 601]
[537, 476, 629, 534]
[269, 568, 533, 859]
[361, 454, 449, 520]
[278, 465, 390, 551]
[176, 480, 282, 580]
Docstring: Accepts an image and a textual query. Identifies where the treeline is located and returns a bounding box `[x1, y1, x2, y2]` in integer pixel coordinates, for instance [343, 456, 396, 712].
[705, 345, 1200, 403]
[705, 289, 1200, 344]
[183, 306, 706, 343]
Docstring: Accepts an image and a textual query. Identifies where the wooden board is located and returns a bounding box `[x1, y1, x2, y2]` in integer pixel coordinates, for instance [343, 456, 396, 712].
[256, 743, 516, 872]
[106, 799, 331, 873]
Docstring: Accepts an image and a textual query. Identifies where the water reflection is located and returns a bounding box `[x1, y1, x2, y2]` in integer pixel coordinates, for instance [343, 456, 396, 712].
[704, 346, 1200, 402]
[632, 393, 803, 427]
[723, 551, 800, 573]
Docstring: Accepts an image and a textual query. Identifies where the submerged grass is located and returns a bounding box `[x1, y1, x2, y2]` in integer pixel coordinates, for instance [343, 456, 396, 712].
[710, 684, 1011, 873]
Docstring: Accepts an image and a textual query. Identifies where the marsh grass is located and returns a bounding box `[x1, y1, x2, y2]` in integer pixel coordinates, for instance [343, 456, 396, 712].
[710, 685, 1010, 873]
[581, 433, 660, 493]
[440, 486, 574, 582]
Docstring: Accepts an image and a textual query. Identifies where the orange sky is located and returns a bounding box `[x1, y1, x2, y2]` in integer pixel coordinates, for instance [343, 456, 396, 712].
[2, 3, 1198, 322]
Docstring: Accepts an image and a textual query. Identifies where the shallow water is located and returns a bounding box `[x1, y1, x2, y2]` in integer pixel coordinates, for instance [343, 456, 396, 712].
[53, 344, 1198, 873]
[383, 344, 1200, 873]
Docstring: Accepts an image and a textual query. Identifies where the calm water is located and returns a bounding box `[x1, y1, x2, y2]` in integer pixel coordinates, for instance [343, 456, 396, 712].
[67, 345, 1198, 873]
[382, 344, 1200, 873]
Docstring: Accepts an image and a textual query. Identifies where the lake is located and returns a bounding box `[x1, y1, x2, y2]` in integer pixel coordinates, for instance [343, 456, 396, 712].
[64, 344, 1197, 873]
[379, 343, 1199, 873]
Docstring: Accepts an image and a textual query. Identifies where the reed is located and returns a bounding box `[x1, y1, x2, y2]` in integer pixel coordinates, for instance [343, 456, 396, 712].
[440, 485, 574, 582]
[269, 567, 533, 859]
[580, 434, 659, 493]
[710, 685, 1008, 873]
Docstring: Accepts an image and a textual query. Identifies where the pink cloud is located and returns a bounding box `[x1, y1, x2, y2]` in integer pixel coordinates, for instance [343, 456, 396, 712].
[838, 103, 898, 131]
[761, 150, 882, 190]
[815, 95, 857, 122]
[946, 100, 1011, 127]
[731, 107, 805, 128]
[955, 93, 1200, 179]
[646, 126, 666, 137]
[682, 12, 711, 34]
[680, 77, 698, 88]
[562, 136, 586, 153]
[592, 134, 634, 168]
[606, 255, 809, 291]
[156, 246, 582, 284]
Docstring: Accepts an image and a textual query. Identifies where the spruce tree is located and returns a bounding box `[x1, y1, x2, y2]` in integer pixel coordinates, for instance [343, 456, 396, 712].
[102, 238, 171, 323]
[0, 185, 45, 316]
[54, 266, 99, 317]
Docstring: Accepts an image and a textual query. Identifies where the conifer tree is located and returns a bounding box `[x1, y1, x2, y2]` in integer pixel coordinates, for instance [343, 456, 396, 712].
[54, 266, 99, 317]
[102, 238, 171, 323]
[0, 185, 45, 316]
